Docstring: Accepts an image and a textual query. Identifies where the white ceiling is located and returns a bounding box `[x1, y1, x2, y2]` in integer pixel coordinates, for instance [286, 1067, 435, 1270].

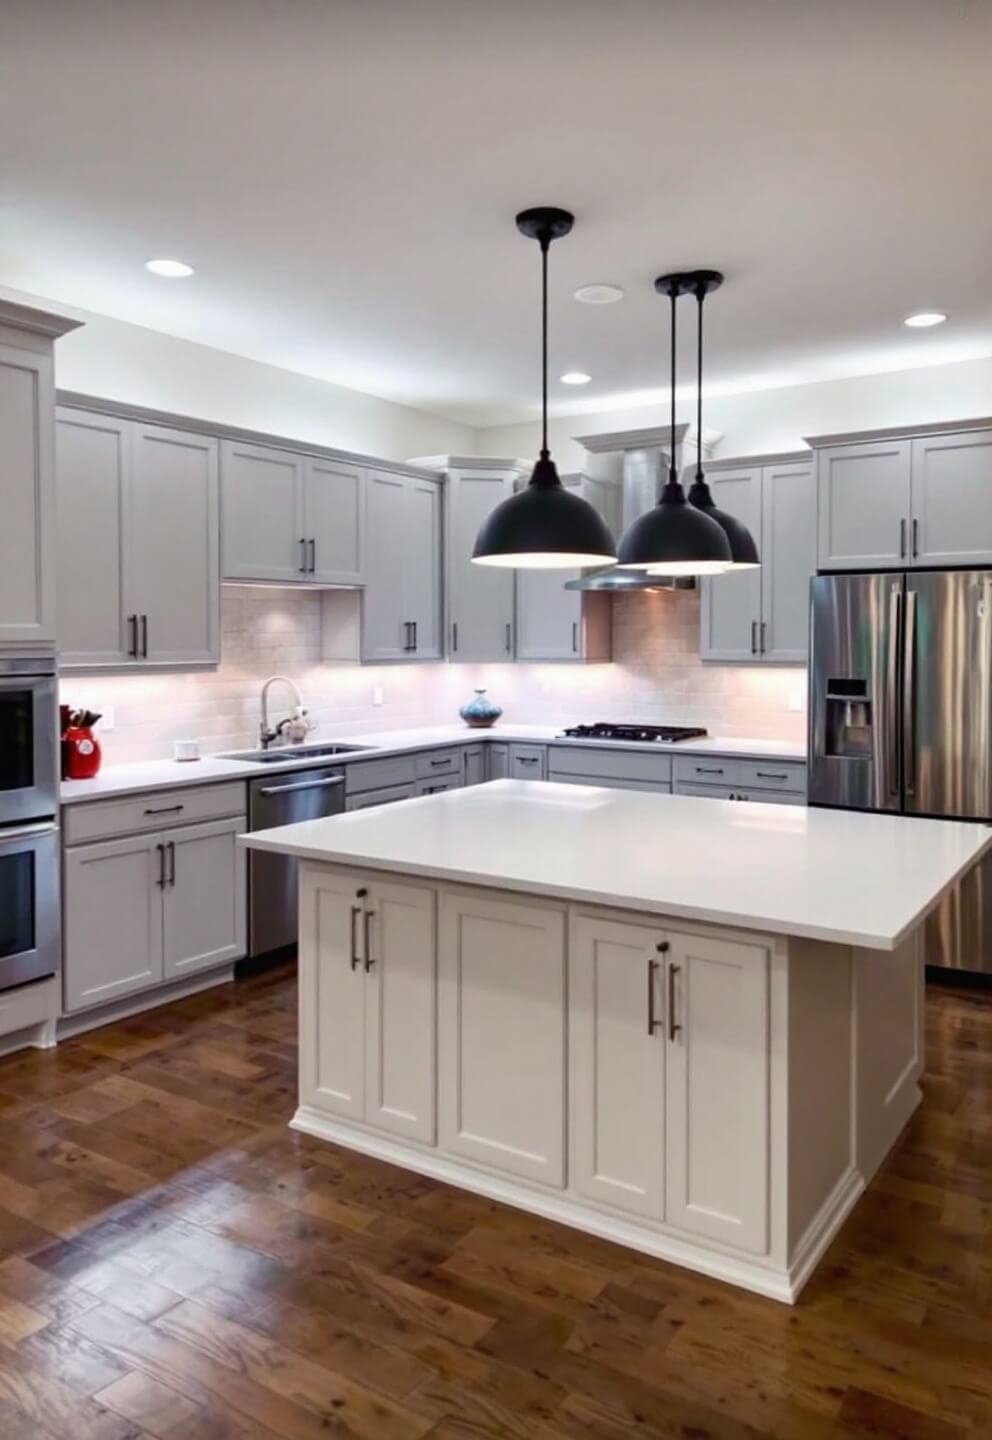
[2, 0, 990, 428]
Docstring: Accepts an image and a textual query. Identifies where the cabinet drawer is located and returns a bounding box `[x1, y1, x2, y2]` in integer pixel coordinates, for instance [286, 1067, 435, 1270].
[677, 781, 738, 801]
[345, 755, 416, 795]
[345, 783, 416, 811]
[63, 781, 247, 845]
[552, 774, 671, 794]
[735, 760, 806, 794]
[678, 781, 804, 807]
[509, 744, 547, 779]
[552, 746, 673, 785]
[673, 755, 743, 787]
[415, 747, 462, 780]
[0, 977, 58, 1040]
[416, 776, 461, 796]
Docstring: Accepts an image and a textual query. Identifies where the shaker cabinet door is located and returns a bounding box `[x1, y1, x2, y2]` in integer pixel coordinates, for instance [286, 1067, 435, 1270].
[700, 468, 763, 661]
[910, 432, 992, 568]
[405, 478, 443, 658]
[304, 457, 365, 585]
[760, 462, 815, 661]
[362, 469, 412, 661]
[570, 916, 667, 1219]
[56, 408, 132, 667]
[0, 340, 56, 646]
[817, 440, 911, 570]
[664, 931, 771, 1255]
[438, 890, 566, 1186]
[447, 470, 515, 662]
[298, 867, 368, 1122]
[63, 834, 164, 1012]
[130, 424, 220, 665]
[364, 879, 435, 1143]
[162, 818, 246, 981]
[221, 440, 305, 583]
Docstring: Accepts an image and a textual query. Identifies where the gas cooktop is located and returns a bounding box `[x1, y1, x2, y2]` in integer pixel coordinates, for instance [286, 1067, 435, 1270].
[560, 724, 709, 744]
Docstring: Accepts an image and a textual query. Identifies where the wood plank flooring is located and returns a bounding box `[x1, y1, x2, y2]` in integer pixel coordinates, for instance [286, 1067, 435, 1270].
[0, 964, 989, 1438]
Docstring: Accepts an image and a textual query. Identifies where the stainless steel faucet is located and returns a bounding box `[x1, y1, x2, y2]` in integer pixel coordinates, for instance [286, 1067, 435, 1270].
[259, 675, 312, 749]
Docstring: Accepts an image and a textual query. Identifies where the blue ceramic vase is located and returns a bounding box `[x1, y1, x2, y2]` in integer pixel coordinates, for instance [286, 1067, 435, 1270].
[459, 688, 502, 729]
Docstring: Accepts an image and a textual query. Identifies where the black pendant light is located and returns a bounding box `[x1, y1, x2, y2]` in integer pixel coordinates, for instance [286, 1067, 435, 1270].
[685, 271, 760, 569]
[472, 207, 617, 570]
[616, 273, 733, 576]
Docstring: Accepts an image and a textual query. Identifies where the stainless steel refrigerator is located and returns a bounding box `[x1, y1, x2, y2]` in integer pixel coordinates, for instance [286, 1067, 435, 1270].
[809, 569, 992, 976]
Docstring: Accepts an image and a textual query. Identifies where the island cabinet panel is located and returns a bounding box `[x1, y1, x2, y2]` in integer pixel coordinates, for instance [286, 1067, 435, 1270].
[298, 867, 436, 1141]
[438, 891, 566, 1187]
[300, 868, 368, 1122]
[570, 916, 666, 1219]
[364, 880, 436, 1143]
[664, 932, 771, 1255]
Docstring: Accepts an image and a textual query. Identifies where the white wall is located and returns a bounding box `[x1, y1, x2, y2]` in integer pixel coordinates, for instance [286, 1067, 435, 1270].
[0, 283, 474, 462]
[475, 354, 992, 469]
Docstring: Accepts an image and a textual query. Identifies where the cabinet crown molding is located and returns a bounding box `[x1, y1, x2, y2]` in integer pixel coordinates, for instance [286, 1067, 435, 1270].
[0, 300, 83, 340]
[706, 449, 811, 472]
[805, 416, 992, 449]
[574, 423, 692, 456]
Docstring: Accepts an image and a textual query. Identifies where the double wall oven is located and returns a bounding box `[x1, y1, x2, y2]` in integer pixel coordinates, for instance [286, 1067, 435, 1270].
[0, 657, 59, 993]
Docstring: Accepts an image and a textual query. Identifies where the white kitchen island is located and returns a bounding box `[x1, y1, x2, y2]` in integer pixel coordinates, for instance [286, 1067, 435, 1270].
[242, 780, 991, 1302]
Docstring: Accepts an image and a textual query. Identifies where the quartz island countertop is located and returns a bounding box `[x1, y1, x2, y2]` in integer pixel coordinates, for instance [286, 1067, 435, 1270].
[241, 777, 991, 950]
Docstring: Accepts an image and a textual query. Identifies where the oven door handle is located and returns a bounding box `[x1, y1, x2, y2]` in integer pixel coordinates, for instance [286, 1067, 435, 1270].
[0, 822, 58, 843]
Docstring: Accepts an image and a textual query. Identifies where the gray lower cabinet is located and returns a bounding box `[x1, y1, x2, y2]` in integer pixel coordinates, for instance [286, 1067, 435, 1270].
[445, 467, 517, 662]
[701, 456, 815, 664]
[346, 783, 416, 811]
[487, 743, 510, 780]
[676, 782, 805, 806]
[63, 809, 246, 1013]
[508, 744, 547, 779]
[548, 746, 673, 790]
[416, 776, 460, 796]
[463, 745, 485, 786]
[673, 754, 806, 805]
[363, 468, 442, 661]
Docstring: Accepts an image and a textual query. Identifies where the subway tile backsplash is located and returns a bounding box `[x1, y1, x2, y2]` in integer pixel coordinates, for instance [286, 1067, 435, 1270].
[60, 586, 807, 764]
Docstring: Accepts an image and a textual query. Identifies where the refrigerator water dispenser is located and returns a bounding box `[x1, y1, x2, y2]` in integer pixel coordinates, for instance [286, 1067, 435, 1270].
[825, 679, 872, 759]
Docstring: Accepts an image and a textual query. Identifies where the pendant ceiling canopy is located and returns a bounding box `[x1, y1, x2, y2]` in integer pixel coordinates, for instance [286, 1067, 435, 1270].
[472, 207, 618, 570]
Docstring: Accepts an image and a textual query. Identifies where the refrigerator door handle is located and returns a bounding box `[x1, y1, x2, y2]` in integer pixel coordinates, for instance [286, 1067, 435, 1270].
[886, 584, 902, 798]
[903, 588, 918, 797]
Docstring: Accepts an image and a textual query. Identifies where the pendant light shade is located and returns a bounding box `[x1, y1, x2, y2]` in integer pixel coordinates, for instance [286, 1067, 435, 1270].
[616, 274, 733, 575]
[472, 208, 617, 570]
[685, 270, 760, 569]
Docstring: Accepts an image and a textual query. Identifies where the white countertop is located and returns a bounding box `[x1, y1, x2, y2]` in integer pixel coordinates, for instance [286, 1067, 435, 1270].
[240, 779, 991, 950]
[59, 724, 806, 803]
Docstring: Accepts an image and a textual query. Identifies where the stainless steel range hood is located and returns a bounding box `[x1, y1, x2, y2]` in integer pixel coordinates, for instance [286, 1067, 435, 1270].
[565, 422, 716, 592]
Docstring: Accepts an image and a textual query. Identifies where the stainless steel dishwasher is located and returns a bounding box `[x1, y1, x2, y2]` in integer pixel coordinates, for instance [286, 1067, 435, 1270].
[247, 766, 345, 957]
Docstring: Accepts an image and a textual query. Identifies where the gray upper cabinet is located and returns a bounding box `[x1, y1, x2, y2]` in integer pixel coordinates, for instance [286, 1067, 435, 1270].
[222, 441, 365, 585]
[56, 409, 131, 666]
[909, 431, 992, 567]
[0, 304, 76, 648]
[446, 467, 516, 662]
[816, 440, 911, 570]
[362, 468, 442, 662]
[221, 439, 306, 583]
[304, 456, 365, 585]
[57, 410, 220, 670]
[760, 460, 816, 661]
[701, 456, 815, 664]
[515, 474, 615, 663]
[816, 426, 992, 572]
[699, 467, 763, 662]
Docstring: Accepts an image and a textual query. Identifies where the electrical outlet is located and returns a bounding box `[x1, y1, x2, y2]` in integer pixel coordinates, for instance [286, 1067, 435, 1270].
[372, 687, 384, 707]
[787, 686, 805, 713]
[99, 705, 116, 732]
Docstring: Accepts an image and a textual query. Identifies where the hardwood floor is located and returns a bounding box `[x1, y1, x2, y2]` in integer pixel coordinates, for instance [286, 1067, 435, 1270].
[0, 966, 989, 1438]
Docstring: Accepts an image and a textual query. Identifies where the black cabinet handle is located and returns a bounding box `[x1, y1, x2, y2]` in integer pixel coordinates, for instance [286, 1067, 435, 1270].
[572, 621, 578, 653]
[144, 803, 185, 816]
[695, 766, 724, 775]
[755, 771, 787, 780]
[127, 614, 138, 658]
[505, 622, 512, 653]
[363, 911, 375, 972]
[430, 758, 450, 768]
[899, 518, 907, 559]
[668, 963, 682, 1042]
[647, 959, 663, 1035]
[411, 620, 417, 651]
[751, 620, 758, 655]
[140, 614, 149, 658]
[155, 842, 166, 889]
[912, 517, 919, 559]
[349, 905, 362, 970]
[299, 538, 307, 573]
[167, 840, 176, 887]
[760, 620, 767, 654]
[451, 622, 458, 653]
[308, 538, 316, 573]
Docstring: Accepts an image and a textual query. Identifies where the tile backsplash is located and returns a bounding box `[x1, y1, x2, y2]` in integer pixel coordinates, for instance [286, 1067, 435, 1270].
[60, 586, 807, 765]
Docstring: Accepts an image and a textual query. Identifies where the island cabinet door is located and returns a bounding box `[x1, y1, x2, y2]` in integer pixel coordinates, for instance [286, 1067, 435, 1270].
[664, 932, 771, 1255]
[364, 879, 436, 1144]
[298, 867, 368, 1122]
[570, 916, 666, 1220]
[438, 891, 567, 1187]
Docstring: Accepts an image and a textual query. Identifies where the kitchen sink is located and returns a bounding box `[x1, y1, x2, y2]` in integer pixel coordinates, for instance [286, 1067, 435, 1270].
[220, 743, 376, 763]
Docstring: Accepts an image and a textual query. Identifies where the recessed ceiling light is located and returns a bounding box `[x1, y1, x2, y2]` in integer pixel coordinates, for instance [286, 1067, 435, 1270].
[574, 283, 624, 305]
[560, 371, 592, 385]
[145, 258, 195, 278]
[903, 310, 946, 328]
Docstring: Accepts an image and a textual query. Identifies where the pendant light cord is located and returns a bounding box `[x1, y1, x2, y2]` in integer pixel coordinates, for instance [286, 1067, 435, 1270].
[696, 285, 704, 481]
[668, 284, 678, 486]
[540, 236, 550, 460]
